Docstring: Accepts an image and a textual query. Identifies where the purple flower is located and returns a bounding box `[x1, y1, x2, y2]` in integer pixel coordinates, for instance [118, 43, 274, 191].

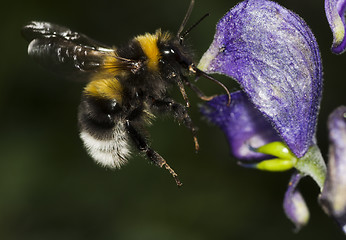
[283, 172, 309, 231]
[320, 106, 346, 233]
[325, 0, 346, 54]
[201, 91, 281, 161]
[199, 0, 323, 159]
[199, 0, 327, 230]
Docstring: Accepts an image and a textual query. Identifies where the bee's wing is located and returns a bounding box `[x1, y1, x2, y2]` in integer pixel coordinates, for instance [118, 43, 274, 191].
[22, 21, 119, 80]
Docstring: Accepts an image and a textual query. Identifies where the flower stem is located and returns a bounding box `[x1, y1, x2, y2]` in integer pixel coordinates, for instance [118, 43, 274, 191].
[295, 145, 326, 190]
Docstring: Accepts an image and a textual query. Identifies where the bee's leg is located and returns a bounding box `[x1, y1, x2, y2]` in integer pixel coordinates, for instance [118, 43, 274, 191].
[150, 97, 199, 152]
[125, 120, 182, 187]
[184, 81, 216, 101]
[176, 78, 190, 107]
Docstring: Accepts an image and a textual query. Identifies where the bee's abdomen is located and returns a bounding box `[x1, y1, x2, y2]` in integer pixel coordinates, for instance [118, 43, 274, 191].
[78, 96, 130, 168]
[79, 123, 130, 169]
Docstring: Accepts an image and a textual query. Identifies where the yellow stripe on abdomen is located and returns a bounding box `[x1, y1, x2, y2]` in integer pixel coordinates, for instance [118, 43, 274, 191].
[84, 77, 123, 103]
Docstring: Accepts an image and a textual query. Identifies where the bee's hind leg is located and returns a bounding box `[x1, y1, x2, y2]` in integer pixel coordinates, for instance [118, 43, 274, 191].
[125, 120, 182, 187]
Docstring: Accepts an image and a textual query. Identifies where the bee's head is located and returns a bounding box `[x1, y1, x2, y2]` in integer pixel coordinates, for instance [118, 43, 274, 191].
[159, 39, 193, 71]
[157, 0, 209, 76]
[158, 0, 231, 105]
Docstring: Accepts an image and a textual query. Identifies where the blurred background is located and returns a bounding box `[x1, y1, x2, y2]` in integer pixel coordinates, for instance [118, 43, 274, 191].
[1, 0, 345, 239]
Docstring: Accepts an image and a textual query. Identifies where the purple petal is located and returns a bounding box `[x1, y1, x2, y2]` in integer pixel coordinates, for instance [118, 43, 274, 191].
[283, 172, 309, 231]
[200, 91, 281, 160]
[325, 0, 346, 54]
[320, 106, 346, 233]
[198, 0, 323, 158]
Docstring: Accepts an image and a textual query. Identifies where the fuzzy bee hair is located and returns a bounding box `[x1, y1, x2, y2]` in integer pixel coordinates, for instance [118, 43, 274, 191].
[21, 0, 230, 186]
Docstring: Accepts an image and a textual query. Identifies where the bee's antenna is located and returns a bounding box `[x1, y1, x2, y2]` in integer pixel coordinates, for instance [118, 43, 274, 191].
[179, 13, 209, 44]
[189, 64, 231, 106]
[177, 0, 195, 40]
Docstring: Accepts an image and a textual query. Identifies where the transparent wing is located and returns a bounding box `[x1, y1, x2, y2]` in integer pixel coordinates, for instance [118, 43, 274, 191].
[22, 21, 119, 80]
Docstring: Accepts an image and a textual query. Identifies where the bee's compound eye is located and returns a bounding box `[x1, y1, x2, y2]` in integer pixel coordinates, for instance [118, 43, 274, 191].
[163, 48, 175, 56]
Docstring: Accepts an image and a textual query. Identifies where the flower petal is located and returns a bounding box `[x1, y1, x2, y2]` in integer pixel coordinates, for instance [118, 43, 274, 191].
[198, 0, 323, 158]
[320, 106, 346, 233]
[283, 172, 310, 231]
[325, 0, 346, 54]
[200, 91, 281, 160]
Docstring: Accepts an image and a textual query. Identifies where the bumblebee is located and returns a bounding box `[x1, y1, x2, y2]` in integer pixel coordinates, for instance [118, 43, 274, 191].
[21, 0, 230, 186]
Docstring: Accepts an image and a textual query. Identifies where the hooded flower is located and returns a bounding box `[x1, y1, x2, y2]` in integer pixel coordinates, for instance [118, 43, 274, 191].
[199, 0, 323, 159]
[325, 0, 346, 54]
[199, 0, 326, 230]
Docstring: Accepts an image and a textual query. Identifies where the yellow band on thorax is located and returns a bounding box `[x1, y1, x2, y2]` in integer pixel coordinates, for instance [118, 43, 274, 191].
[136, 33, 160, 71]
[135, 30, 171, 72]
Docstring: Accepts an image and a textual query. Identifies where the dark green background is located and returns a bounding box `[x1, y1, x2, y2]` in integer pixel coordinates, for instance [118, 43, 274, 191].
[1, 0, 346, 239]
